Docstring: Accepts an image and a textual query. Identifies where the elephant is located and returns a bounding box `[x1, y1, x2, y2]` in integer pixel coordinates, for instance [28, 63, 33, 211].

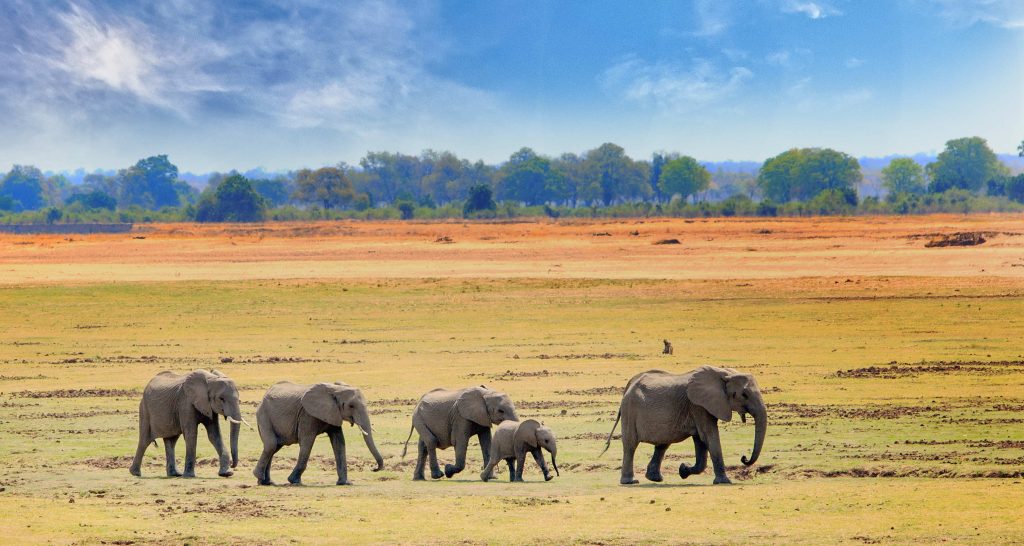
[252, 381, 384, 485]
[601, 366, 767, 485]
[480, 419, 559, 482]
[129, 369, 247, 478]
[401, 385, 518, 480]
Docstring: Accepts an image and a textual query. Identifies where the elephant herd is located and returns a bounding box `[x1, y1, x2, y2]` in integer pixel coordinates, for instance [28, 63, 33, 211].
[130, 366, 767, 486]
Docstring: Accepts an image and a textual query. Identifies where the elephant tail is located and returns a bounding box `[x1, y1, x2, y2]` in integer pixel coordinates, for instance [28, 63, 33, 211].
[400, 424, 416, 459]
[598, 410, 621, 458]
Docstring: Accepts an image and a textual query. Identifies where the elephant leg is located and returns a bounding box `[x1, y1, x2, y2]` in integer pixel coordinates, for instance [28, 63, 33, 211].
[703, 427, 731, 484]
[253, 443, 280, 486]
[182, 425, 199, 478]
[129, 407, 151, 477]
[204, 419, 232, 477]
[413, 438, 428, 481]
[480, 452, 498, 482]
[163, 436, 182, 477]
[680, 435, 708, 479]
[505, 457, 516, 482]
[620, 431, 639, 485]
[646, 444, 669, 482]
[328, 429, 349, 485]
[478, 428, 493, 474]
[444, 436, 470, 478]
[288, 434, 316, 485]
[513, 447, 527, 482]
[532, 448, 552, 481]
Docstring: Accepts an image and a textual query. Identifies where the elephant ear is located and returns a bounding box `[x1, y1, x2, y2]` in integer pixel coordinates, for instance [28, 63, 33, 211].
[456, 387, 491, 427]
[687, 366, 732, 422]
[513, 419, 541, 448]
[301, 383, 344, 426]
[184, 371, 214, 419]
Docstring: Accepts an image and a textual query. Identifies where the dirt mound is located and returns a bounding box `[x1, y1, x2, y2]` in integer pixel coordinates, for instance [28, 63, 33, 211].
[556, 386, 622, 396]
[924, 232, 987, 247]
[467, 369, 581, 381]
[535, 352, 639, 360]
[653, 238, 681, 245]
[835, 360, 1024, 378]
[772, 402, 940, 420]
[11, 388, 138, 398]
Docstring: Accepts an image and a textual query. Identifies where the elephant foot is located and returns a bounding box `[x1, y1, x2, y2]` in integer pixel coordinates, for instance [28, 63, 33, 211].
[645, 469, 664, 482]
[431, 468, 445, 480]
[287, 475, 303, 485]
[480, 473, 490, 482]
[443, 464, 460, 479]
[713, 476, 732, 485]
[336, 479, 352, 486]
[218, 469, 234, 478]
[129, 467, 141, 477]
[620, 477, 640, 485]
[678, 463, 694, 480]
[166, 471, 182, 478]
[413, 474, 426, 481]
[544, 474, 554, 482]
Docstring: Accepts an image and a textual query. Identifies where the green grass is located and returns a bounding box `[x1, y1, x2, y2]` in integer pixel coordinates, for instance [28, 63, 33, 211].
[1, 277, 1022, 544]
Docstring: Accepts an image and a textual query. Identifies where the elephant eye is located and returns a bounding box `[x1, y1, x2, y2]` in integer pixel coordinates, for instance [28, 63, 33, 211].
[498, 409, 504, 413]
[742, 392, 749, 399]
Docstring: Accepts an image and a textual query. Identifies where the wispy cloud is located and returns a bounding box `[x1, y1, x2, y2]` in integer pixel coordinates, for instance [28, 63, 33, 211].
[845, 57, 865, 68]
[0, 0, 495, 139]
[602, 57, 753, 113]
[921, 0, 1024, 29]
[781, 1, 843, 19]
[693, 0, 733, 36]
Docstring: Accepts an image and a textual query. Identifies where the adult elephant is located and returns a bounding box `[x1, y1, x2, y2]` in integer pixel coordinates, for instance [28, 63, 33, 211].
[602, 366, 767, 485]
[253, 381, 384, 485]
[129, 369, 247, 478]
[401, 386, 518, 480]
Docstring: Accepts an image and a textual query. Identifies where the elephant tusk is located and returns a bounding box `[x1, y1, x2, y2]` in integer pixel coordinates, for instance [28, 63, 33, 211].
[227, 417, 255, 431]
[358, 425, 371, 437]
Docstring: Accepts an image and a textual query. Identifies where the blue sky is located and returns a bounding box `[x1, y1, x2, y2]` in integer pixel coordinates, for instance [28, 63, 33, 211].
[1, 0, 1022, 172]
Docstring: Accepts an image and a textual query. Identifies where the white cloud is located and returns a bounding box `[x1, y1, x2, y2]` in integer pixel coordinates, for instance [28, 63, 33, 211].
[845, 57, 865, 68]
[781, 1, 842, 19]
[693, 0, 733, 36]
[602, 57, 753, 113]
[922, 0, 1024, 29]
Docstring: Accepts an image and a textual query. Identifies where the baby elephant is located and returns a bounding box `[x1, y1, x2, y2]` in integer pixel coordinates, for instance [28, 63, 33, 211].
[481, 419, 559, 482]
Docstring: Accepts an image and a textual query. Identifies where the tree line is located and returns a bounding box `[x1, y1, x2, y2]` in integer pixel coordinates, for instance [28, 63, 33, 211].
[2, 137, 1023, 223]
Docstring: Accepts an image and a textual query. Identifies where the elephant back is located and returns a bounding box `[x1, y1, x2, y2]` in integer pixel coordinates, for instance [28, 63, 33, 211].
[413, 389, 460, 449]
[490, 420, 519, 459]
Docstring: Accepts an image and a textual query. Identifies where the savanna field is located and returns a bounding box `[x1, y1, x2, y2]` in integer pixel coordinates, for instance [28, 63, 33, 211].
[1, 216, 1023, 545]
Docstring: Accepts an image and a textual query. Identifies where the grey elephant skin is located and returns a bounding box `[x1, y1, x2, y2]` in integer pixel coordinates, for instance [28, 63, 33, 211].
[402, 386, 518, 480]
[253, 381, 384, 485]
[481, 419, 559, 482]
[129, 369, 244, 478]
[603, 366, 767, 485]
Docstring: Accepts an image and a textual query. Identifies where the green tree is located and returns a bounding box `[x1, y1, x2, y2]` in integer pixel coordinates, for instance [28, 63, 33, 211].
[0, 165, 46, 210]
[881, 158, 926, 199]
[581, 143, 648, 206]
[195, 174, 266, 222]
[926, 137, 1008, 193]
[658, 156, 711, 203]
[293, 167, 357, 209]
[757, 148, 861, 202]
[1006, 174, 1024, 203]
[463, 184, 496, 217]
[497, 148, 559, 206]
[359, 152, 423, 204]
[250, 177, 293, 207]
[118, 155, 181, 209]
[66, 190, 117, 210]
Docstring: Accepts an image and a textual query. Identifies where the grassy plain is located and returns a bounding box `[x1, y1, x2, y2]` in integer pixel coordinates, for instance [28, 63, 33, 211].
[0, 216, 1023, 544]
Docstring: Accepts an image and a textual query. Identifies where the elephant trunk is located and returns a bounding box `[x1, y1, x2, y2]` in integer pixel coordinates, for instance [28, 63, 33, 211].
[356, 409, 384, 472]
[229, 420, 240, 468]
[741, 405, 767, 467]
[550, 448, 559, 477]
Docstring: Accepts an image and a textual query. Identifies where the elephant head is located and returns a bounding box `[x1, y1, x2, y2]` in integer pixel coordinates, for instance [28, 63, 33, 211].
[457, 386, 518, 427]
[185, 370, 245, 468]
[514, 419, 559, 479]
[687, 366, 767, 467]
[301, 382, 384, 471]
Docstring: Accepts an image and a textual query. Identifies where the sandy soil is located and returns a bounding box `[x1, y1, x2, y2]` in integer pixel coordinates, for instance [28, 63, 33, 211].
[1, 215, 1022, 283]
